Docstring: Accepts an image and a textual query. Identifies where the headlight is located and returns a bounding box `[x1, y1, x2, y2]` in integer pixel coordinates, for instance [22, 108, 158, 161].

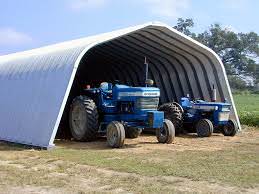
[222, 107, 230, 111]
[218, 112, 230, 121]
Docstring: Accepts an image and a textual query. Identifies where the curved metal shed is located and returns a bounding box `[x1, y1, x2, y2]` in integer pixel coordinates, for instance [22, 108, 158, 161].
[0, 22, 240, 148]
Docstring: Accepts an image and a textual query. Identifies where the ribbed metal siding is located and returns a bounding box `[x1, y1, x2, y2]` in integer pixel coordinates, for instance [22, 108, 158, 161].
[82, 26, 229, 103]
[0, 22, 240, 148]
[0, 48, 84, 147]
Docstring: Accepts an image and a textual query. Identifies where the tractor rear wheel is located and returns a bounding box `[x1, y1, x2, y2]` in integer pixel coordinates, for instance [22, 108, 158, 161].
[107, 121, 125, 148]
[156, 119, 175, 144]
[125, 127, 142, 139]
[196, 119, 213, 137]
[222, 119, 238, 136]
[69, 96, 99, 141]
[158, 102, 183, 134]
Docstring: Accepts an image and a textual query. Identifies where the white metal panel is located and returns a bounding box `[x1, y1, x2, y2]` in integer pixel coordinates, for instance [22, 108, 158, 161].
[0, 22, 240, 148]
[0, 49, 83, 148]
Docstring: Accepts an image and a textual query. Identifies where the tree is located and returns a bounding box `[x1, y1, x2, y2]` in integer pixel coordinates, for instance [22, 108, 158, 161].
[173, 18, 195, 37]
[227, 75, 248, 90]
[174, 18, 259, 88]
[195, 24, 259, 84]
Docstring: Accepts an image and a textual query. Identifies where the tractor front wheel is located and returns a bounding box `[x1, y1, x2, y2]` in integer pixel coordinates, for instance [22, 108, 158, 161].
[107, 121, 125, 148]
[156, 119, 175, 144]
[196, 119, 213, 137]
[222, 119, 238, 136]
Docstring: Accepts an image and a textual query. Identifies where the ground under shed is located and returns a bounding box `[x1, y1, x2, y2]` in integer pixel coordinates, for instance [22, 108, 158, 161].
[0, 22, 240, 148]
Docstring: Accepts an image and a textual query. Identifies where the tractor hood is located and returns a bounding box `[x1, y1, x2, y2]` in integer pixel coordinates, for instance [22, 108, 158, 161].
[113, 85, 160, 97]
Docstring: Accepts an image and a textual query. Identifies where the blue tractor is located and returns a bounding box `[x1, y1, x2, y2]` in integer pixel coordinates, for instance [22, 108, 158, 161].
[69, 60, 175, 148]
[159, 85, 238, 137]
[178, 95, 238, 137]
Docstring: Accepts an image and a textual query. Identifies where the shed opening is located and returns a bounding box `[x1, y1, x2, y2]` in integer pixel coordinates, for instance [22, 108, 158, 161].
[57, 27, 224, 138]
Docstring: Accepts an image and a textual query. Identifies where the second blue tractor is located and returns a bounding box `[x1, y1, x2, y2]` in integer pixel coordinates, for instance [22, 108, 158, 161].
[159, 95, 238, 137]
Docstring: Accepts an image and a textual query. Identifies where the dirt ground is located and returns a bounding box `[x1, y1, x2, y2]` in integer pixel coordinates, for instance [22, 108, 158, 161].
[0, 127, 259, 194]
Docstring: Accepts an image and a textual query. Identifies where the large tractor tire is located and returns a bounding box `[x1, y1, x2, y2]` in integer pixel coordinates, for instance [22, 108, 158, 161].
[196, 119, 213, 137]
[158, 102, 183, 134]
[156, 119, 175, 144]
[125, 127, 142, 139]
[69, 96, 99, 141]
[222, 119, 238, 136]
[107, 121, 125, 148]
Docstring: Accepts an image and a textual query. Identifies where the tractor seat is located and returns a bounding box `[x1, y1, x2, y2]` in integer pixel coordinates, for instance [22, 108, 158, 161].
[100, 82, 113, 99]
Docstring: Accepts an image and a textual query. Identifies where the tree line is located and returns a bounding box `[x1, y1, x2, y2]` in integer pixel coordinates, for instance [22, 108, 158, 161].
[174, 18, 259, 90]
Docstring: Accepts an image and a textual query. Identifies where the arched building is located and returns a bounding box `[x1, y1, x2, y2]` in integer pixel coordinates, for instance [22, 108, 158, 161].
[0, 22, 240, 148]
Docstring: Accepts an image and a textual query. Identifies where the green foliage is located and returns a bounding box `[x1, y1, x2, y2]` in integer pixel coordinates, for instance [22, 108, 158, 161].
[173, 18, 195, 37]
[228, 75, 247, 90]
[234, 94, 259, 126]
[232, 89, 251, 95]
[239, 112, 259, 127]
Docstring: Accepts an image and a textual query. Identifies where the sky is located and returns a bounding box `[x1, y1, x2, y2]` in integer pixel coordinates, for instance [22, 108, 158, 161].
[0, 0, 258, 55]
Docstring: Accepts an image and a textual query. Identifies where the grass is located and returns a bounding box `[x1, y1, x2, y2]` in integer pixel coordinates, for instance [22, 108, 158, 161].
[0, 145, 184, 193]
[0, 94, 258, 193]
[1, 129, 259, 193]
[234, 94, 259, 126]
[40, 143, 259, 188]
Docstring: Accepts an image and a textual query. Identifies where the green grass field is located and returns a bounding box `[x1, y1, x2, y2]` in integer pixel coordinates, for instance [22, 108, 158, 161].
[234, 94, 259, 126]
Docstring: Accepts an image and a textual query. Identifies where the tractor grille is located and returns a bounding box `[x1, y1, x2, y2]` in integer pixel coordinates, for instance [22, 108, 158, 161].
[136, 98, 159, 110]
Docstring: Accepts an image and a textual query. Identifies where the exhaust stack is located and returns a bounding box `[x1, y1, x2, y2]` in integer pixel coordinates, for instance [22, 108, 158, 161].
[212, 84, 217, 102]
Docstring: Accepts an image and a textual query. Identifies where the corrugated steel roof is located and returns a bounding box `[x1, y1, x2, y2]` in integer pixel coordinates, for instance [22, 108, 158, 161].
[0, 22, 240, 148]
